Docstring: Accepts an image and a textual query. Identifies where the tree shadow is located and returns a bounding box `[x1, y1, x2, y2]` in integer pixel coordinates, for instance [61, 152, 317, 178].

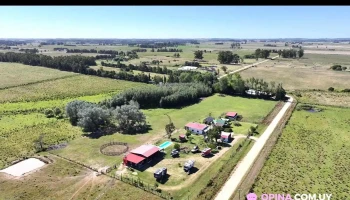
[188, 167, 199, 175]
[157, 174, 171, 184]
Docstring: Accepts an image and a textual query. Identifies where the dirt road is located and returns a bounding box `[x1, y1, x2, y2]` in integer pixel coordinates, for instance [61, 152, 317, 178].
[218, 56, 279, 79]
[214, 95, 294, 200]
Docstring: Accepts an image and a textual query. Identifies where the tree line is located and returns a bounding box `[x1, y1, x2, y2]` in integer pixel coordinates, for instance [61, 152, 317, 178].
[213, 74, 286, 100]
[132, 48, 147, 52]
[154, 48, 183, 52]
[139, 42, 184, 48]
[103, 83, 213, 109]
[277, 49, 304, 58]
[184, 61, 201, 67]
[65, 49, 120, 55]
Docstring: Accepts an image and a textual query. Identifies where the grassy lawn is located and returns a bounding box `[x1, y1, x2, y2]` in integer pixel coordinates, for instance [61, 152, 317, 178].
[0, 74, 145, 103]
[252, 105, 350, 199]
[0, 155, 161, 200]
[54, 94, 276, 169]
[0, 62, 75, 89]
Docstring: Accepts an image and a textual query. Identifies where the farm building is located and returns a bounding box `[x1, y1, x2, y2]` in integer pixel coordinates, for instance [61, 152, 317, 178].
[123, 145, 160, 168]
[226, 112, 238, 120]
[213, 119, 227, 127]
[185, 122, 209, 135]
[203, 116, 214, 125]
[178, 66, 198, 71]
[220, 132, 232, 143]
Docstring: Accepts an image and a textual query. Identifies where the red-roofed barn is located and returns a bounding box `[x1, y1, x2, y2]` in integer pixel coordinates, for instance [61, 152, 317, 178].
[185, 122, 209, 135]
[123, 145, 160, 168]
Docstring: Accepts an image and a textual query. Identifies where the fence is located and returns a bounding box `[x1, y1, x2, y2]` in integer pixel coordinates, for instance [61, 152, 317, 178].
[47, 152, 172, 199]
[100, 141, 129, 156]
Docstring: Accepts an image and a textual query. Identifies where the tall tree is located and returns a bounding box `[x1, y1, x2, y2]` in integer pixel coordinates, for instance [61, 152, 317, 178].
[298, 49, 304, 58]
[194, 50, 203, 59]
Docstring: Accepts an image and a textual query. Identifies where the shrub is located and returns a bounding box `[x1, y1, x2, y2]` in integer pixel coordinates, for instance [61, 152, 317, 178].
[328, 87, 335, 92]
[174, 143, 180, 150]
[208, 143, 217, 149]
[186, 130, 192, 137]
[330, 65, 342, 71]
[44, 109, 54, 118]
[178, 162, 182, 167]
[53, 107, 62, 116]
[341, 89, 350, 93]
[233, 122, 241, 126]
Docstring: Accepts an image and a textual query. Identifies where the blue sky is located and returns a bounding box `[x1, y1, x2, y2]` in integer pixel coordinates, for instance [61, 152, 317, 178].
[0, 6, 349, 39]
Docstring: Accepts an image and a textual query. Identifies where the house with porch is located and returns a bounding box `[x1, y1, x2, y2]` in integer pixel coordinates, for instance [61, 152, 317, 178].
[185, 122, 209, 135]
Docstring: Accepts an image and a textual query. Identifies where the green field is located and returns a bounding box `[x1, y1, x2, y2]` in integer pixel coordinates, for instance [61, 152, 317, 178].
[54, 94, 276, 168]
[0, 74, 145, 103]
[0, 155, 161, 200]
[0, 62, 76, 89]
[252, 105, 350, 199]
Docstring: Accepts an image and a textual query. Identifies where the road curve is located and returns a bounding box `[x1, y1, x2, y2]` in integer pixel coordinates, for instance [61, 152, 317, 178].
[218, 55, 279, 79]
[214, 95, 294, 200]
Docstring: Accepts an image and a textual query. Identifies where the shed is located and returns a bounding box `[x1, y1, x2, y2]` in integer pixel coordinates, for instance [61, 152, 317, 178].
[226, 112, 238, 120]
[203, 117, 214, 125]
[221, 132, 232, 143]
[213, 119, 226, 127]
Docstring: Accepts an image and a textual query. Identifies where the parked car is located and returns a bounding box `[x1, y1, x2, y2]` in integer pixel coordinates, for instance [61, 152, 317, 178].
[171, 149, 179, 157]
[183, 160, 195, 174]
[191, 145, 200, 153]
[154, 168, 167, 182]
[201, 148, 211, 157]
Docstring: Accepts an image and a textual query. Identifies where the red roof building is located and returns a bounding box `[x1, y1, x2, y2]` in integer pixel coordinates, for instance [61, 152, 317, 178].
[124, 145, 160, 167]
[185, 122, 208, 130]
[226, 112, 238, 118]
[130, 145, 160, 158]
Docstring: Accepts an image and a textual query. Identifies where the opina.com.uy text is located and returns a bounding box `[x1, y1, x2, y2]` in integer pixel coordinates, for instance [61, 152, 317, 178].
[246, 193, 332, 200]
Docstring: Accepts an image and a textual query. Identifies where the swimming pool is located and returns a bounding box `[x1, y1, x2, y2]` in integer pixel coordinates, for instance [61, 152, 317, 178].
[159, 141, 173, 149]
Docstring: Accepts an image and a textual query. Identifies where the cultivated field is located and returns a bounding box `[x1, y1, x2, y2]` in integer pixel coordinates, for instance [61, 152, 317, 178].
[0, 71, 145, 103]
[252, 105, 350, 199]
[0, 155, 161, 200]
[0, 62, 75, 89]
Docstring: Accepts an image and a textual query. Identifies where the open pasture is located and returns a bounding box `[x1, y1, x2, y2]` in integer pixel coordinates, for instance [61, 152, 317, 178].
[240, 57, 350, 91]
[252, 105, 350, 199]
[0, 62, 76, 89]
[294, 90, 350, 107]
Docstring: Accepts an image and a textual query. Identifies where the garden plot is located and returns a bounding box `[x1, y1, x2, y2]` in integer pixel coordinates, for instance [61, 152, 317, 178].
[0, 158, 46, 176]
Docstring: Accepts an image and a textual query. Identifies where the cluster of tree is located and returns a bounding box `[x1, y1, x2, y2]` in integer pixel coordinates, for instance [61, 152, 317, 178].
[66, 100, 147, 134]
[217, 51, 240, 64]
[230, 43, 241, 49]
[19, 48, 39, 54]
[131, 48, 147, 52]
[213, 74, 286, 100]
[95, 67, 150, 83]
[139, 42, 183, 48]
[190, 41, 200, 44]
[40, 42, 64, 45]
[53, 48, 68, 51]
[151, 60, 162, 65]
[173, 53, 180, 58]
[64, 44, 77, 46]
[215, 43, 224, 45]
[104, 83, 212, 109]
[254, 49, 270, 59]
[95, 54, 116, 59]
[0, 52, 96, 73]
[66, 49, 98, 53]
[278, 49, 304, 58]
[98, 50, 119, 55]
[194, 50, 204, 59]
[101, 61, 171, 75]
[263, 44, 277, 47]
[167, 71, 216, 86]
[330, 65, 347, 71]
[292, 45, 301, 48]
[44, 107, 63, 119]
[184, 61, 201, 67]
[156, 48, 183, 52]
[0, 46, 11, 50]
[126, 51, 139, 59]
